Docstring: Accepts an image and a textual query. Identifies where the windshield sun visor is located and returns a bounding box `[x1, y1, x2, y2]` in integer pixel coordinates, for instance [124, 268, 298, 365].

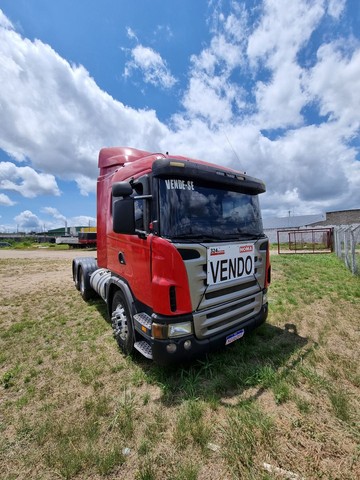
[152, 158, 266, 195]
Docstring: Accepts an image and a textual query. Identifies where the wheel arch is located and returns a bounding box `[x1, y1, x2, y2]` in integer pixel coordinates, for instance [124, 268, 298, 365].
[107, 276, 137, 321]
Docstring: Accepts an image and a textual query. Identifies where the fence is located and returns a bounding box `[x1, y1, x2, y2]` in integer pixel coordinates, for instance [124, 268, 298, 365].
[333, 225, 360, 275]
[277, 228, 333, 254]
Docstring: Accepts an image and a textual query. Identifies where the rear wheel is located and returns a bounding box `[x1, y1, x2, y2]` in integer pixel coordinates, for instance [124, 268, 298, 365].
[111, 290, 134, 355]
[73, 265, 80, 290]
[79, 266, 93, 300]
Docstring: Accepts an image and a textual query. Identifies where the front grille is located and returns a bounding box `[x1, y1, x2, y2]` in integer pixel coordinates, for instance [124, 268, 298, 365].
[205, 280, 258, 300]
[193, 291, 262, 338]
[207, 298, 254, 319]
[175, 241, 266, 340]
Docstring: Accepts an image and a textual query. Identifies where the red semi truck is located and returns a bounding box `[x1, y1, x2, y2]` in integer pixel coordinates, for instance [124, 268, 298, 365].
[72, 147, 271, 364]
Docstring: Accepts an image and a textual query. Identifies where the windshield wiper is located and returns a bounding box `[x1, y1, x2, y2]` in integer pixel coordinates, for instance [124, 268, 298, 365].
[172, 233, 221, 242]
[237, 232, 265, 239]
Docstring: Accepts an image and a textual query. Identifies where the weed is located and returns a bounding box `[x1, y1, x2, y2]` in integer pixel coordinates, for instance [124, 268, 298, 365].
[131, 367, 147, 386]
[256, 364, 277, 388]
[173, 461, 200, 480]
[295, 396, 311, 414]
[45, 436, 85, 479]
[84, 394, 112, 417]
[138, 438, 151, 455]
[109, 388, 136, 439]
[95, 446, 125, 475]
[179, 368, 202, 399]
[272, 379, 291, 404]
[142, 392, 151, 405]
[136, 456, 157, 480]
[328, 389, 351, 422]
[174, 400, 211, 451]
[144, 408, 166, 443]
[222, 401, 274, 478]
[1, 370, 14, 389]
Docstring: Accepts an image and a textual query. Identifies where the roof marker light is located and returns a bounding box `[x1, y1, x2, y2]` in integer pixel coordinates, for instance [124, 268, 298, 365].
[170, 161, 185, 167]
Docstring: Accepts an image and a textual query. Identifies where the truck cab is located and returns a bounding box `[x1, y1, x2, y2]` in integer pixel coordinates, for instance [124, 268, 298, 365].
[73, 147, 271, 364]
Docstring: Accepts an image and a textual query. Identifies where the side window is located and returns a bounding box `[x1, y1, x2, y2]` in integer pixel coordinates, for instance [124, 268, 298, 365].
[134, 198, 144, 230]
[133, 181, 145, 231]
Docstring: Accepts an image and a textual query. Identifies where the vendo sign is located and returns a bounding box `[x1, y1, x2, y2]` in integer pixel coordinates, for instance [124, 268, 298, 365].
[207, 243, 255, 285]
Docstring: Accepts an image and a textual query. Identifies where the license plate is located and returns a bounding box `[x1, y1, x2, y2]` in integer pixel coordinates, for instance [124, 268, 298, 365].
[225, 329, 245, 345]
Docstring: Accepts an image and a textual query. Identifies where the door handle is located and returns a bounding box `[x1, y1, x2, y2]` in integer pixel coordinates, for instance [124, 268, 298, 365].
[118, 252, 126, 265]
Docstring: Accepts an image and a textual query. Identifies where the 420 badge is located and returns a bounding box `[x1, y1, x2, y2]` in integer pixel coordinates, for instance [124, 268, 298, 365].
[207, 243, 255, 285]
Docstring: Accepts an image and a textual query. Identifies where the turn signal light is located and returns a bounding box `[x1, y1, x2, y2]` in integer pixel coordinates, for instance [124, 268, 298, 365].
[152, 323, 167, 339]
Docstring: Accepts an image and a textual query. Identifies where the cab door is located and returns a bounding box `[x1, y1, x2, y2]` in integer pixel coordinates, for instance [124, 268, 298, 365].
[107, 176, 153, 308]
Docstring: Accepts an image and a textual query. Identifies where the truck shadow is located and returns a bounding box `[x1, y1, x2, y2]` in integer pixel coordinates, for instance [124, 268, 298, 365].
[136, 322, 310, 406]
[91, 299, 310, 405]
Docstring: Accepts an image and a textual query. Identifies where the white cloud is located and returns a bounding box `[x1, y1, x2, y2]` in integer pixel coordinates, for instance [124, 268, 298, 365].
[74, 175, 97, 197]
[14, 210, 42, 230]
[0, 193, 15, 206]
[70, 215, 96, 227]
[0, 9, 13, 29]
[0, 162, 60, 197]
[253, 62, 307, 128]
[246, 0, 325, 129]
[305, 41, 360, 128]
[247, 0, 324, 67]
[181, 7, 247, 126]
[124, 44, 177, 89]
[126, 26, 138, 41]
[40, 207, 95, 228]
[327, 0, 346, 19]
[154, 25, 173, 40]
[41, 207, 66, 222]
[181, 76, 243, 126]
[11, 207, 96, 231]
[265, 123, 360, 207]
[0, 16, 168, 196]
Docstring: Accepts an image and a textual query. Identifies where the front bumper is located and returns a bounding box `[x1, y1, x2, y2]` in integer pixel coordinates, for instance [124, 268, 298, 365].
[151, 303, 268, 365]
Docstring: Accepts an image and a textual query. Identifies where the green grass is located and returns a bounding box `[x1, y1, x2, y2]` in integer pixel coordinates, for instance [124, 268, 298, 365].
[0, 252, 359, 479]
[174, 400, 212, 451]
[1, 240, 71, 250]
[222, 401, 274, 478]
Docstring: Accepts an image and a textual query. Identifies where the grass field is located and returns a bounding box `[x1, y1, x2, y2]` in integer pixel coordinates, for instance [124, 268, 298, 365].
[1, 252, 359, 479]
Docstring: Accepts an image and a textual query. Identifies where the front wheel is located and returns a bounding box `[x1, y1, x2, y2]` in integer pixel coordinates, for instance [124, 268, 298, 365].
[111, 290, 134, 355]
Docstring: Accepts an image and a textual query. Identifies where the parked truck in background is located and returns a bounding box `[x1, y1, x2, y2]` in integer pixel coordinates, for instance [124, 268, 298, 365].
[72, 147, 271, 364]
[56, 227, 97, 248]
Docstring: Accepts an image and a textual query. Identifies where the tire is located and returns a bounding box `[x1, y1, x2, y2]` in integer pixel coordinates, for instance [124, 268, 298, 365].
[79, 266, 94, 301]
[111, 290, 134, 355]
[73, 264, 80, 290]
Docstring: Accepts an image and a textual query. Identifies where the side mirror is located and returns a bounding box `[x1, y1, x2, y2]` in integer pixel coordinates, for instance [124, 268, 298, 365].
[113, 197, 135, 234]
[112, 181, 133, 197]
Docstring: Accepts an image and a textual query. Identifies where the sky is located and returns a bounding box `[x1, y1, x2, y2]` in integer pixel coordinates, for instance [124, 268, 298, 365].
[0, 0, 359, 232]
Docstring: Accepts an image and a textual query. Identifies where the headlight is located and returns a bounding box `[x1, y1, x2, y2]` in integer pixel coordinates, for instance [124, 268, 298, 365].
[168, 321, 193, 338]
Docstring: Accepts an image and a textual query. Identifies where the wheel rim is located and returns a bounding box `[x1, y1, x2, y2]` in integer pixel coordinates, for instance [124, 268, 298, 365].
[112, 303, 128, 341]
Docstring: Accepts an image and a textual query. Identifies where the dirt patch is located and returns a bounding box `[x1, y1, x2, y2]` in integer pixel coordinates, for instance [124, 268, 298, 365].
[0, 247, 95, 260]
[0, 249, 96, 297]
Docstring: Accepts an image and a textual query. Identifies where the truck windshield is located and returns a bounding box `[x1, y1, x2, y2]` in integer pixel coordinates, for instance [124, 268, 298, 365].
[158, 178, 264, 240]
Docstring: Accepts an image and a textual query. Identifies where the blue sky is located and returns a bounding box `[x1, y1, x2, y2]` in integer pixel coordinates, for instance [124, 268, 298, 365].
[0, 0, 359, 232]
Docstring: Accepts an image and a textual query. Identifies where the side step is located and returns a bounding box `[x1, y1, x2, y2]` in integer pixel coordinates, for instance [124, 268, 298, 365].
[134, 341, 153, 360]
[133, 312, 152, 336]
